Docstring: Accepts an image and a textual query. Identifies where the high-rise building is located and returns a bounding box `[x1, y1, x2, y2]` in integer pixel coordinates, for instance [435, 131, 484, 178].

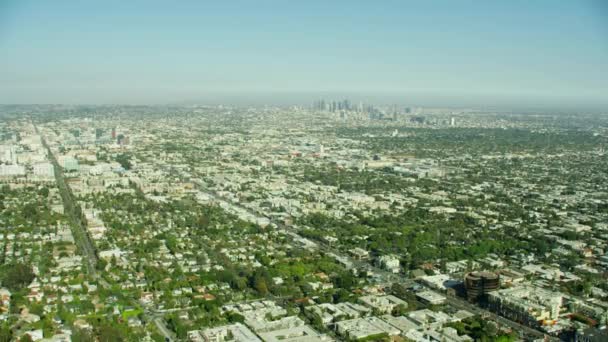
[465, 271, 499, 303]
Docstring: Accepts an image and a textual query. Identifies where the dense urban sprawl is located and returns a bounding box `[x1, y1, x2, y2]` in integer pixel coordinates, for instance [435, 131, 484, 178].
[0, 104, 607, 342]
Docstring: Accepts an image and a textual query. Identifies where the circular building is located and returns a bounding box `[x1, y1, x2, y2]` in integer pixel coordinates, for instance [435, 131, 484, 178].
[465, 271, 500, 303]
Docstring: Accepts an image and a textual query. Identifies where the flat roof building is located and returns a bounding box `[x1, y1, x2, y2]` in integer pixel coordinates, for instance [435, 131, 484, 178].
[488, 284, 562, 328]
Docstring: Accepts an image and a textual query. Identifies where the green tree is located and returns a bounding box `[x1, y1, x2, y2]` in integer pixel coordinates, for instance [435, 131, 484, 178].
[115, 153, 132, 170]
[97, 324, 124, 342]
[254, 277, 269, 295]
[20, 334, 34, 342]
[333, 271, 356, 290]
[333, 289, 351, 303]
[38, 187, 50, 197]
[0, 263, 35, 291]
[227, 312, 245, 323]
[0, 323, 12, 342]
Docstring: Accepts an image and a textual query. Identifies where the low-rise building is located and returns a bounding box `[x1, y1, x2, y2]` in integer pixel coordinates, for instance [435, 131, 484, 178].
[416, 290, 446, 305]
[189, 323, 261, 342]
[335, 316, 400, 340]
[488, 284, 562, 328]
[377, 255, 400, 273]
[359, 295, 407, 314]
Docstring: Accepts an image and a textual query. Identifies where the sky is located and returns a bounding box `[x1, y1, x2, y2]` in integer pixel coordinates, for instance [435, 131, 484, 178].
[0, 0, 607, 108]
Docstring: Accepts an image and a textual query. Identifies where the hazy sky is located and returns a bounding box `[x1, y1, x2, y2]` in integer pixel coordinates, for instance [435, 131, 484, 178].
[0, 0, 607, 108]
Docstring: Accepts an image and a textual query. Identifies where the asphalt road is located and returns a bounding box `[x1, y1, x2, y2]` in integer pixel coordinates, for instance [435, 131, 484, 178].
[153, 316, 175, 342]
[38, 128, 99, 277]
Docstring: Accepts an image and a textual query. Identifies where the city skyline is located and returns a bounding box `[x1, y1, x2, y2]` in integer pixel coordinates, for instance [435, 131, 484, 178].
[2, 2, 608, 341]
[1, 1, 607, 109]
